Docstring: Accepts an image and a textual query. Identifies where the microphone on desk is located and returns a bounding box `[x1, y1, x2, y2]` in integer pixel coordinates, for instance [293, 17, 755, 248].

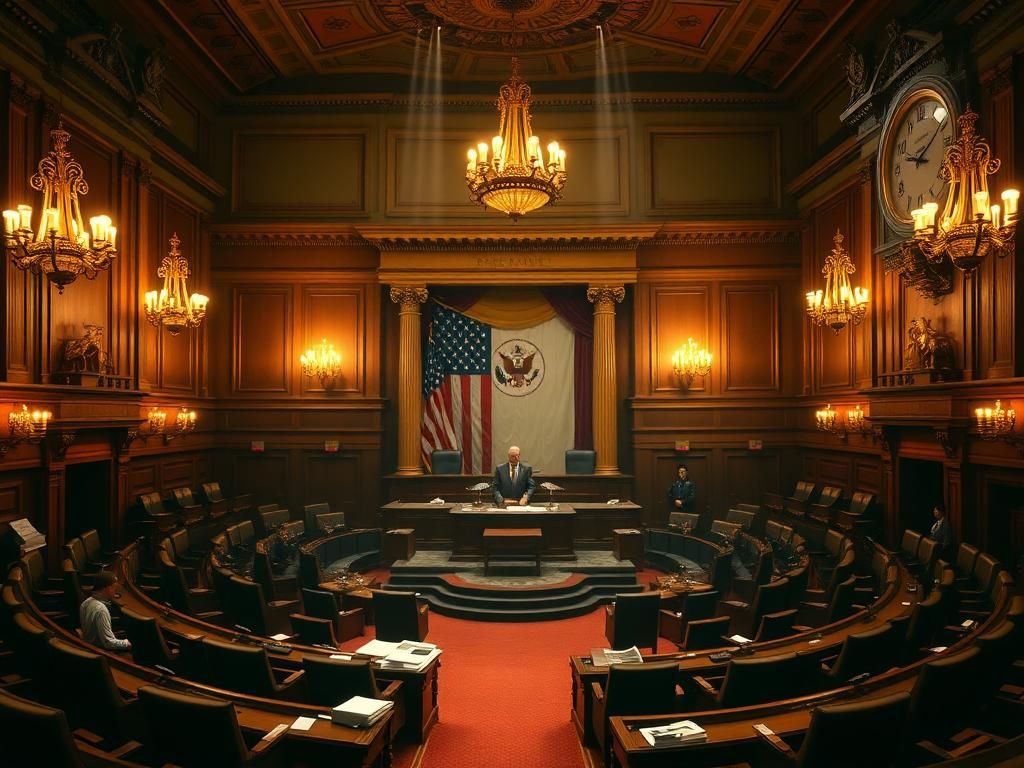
[233, 624, 253, 637]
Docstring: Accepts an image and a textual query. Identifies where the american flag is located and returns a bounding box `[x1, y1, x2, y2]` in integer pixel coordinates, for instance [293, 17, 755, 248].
[421, 304, 492, 474]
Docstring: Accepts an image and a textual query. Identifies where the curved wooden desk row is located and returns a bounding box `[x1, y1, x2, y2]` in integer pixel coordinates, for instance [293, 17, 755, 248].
[7, 560, 391, 768]
[159, 530, 436, 746]
[597, 560, 1014, 766]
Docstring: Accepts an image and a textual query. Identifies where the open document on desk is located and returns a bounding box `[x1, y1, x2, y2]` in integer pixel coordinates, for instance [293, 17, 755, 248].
[640, 720, 707, 747]
[591, 646, 643, 666]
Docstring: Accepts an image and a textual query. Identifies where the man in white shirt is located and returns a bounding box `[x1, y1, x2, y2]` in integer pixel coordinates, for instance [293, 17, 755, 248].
[80, 570, 131, 652]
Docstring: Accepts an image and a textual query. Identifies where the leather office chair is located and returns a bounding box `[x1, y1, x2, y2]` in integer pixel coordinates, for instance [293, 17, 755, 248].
[259, 507, 290, 535]
[710, 519, 742, 541]
[901, 591, 944, 661]
[48, 637, 141, 747]
[809, 485, 843, 524]
[138, 684, 287, 767]
[201, 481, 252, 516]
[11, 613, 60, 705]
[709, 551, 733, 595]
[658, 589, 719, 644]
[20, 550, 63, 607]
[0, 687, 121, 768]
[431, 450, 463, 474]
[60, 558, 90, 629]
[1, 584, 24, 639]
[565, 449, 596, 475]
[158, 550, 221, 619]
[752, 608, 798, 642]
[316, 512, 346, 533]
[303, 502, 331, 532]
[681, 615, 731, 651]
[720, 577, 791, 637]
[604, 592, 660, 653]
[783, 481, 817, 517]
[372, 589, 429, 642]
[591, 661, 680, 766]
[63, 538, 97, 575]
[800, 574, 858, 628]
[169, 528, 202, 566]
[899, 529, 924, 565]
[289, 613, 339, 647]
[301, 657, 403, 710]
[954, 542, 980, 581]
[201, 638, 304, 700]
[695, 652, 799, 709]
[136, 491, 177, 533]
[252, 550, 298, 602]
[301, 588, 365, 642]
[227, 576, 298, 637]
[725, 508, 756, 530]
[823, 622, 901, 682]
[731, 546, 773, 603]
[80, 529, 113, 569]
[782, 691, 911, 768]
[298, 551, 325, 590]
[120, 605, 180, 671]
[908, 647, 993, 759]
[784, 565, 809, 607]
[975, 620, 1018, 704]
[959, 553, 1002, 606]
[915, 536, 940, 578]
[170, 487, 204, 525]
[837, 491, 875, 533]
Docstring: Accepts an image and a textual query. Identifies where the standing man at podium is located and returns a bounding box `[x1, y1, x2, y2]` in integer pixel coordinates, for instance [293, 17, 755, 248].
[493, 445, 536, 506]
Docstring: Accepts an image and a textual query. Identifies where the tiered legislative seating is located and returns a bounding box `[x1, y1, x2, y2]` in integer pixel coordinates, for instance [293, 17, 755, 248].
[585, 527, 1021, 768]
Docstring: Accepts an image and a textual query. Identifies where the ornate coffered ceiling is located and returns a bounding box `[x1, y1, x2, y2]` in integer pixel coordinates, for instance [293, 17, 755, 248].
[156, 0, 857, 93]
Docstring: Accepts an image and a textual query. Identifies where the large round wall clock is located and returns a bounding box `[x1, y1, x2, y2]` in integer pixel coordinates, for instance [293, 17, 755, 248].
[877, 81, 958, 234]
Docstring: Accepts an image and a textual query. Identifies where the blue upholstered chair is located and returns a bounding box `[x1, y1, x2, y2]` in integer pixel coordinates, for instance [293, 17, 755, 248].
[431, 450, 463, 474]
[565, 449, 596, 474]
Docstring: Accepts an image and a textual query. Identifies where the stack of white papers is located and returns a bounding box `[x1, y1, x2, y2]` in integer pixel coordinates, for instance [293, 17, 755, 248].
[331, 696, 394, 727]
[9, 518, 45, 553]
[590, 646, 643, 667]
[728, 634, 752, 645]
[379, 641, 442, 672]
[355, 639, 402, 657]
[639, 720, 707, 747]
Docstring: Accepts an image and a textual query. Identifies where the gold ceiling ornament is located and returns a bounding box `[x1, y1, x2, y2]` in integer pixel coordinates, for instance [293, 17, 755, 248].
[464, 6, 566, 220]
[144, 233, 209, 336]
[3, 122, 117, 293]
[906, 107, 1017, 274]
[671, 337, 712, 387]
[300, 338, 342, 386]
[805, 229, 868, 334]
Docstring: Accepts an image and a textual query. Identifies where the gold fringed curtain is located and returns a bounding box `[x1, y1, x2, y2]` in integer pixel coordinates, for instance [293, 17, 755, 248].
[435, 288, 557, 329]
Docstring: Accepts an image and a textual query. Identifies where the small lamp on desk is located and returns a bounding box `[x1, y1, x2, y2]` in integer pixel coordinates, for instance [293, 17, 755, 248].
[466, 482, 492, 508]
[540, 481, 564, 509]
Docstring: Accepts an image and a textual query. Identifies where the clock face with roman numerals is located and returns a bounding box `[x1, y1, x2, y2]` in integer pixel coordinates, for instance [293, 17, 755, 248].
[879, 88, 956, 228]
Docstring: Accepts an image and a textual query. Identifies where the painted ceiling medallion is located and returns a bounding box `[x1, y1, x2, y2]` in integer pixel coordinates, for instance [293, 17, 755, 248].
[373, 0, 651, 51]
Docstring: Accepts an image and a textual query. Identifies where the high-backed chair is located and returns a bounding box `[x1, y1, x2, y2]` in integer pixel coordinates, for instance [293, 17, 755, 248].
[783, 481, 817, 517]
[63, 537, 98, 575]
[823, 622, 902, 682]
[809, 485, 843, 523]
[668, 511, 699, 530]
[837, 491, 875, 533]
[48, 637, 141, 747]
[169, 486, 204, 525]
[201, 638, 304, 700]
[682, 615, 731, 651]
[915, 536, 940, 579]
[298, 551, 325, 590]
[315, 512, 346, 533]
[120, 605, 180, 671]
[591, 661, 680, 766]
[604, 592, 660, 653]
[710, 519, 742, 542]
[201, 481, 252, 516]
[800, 574, 858, 627]
[168, 528, 202, 566]
[0, 687, 143, 768]
[301, 656, 403, 709]
[252, 550, 298, 602]
[372, 590, 429, 642]
[658, 589, 719, 644]
[259, 507, 290, 535]
[565, 449, 596, 475]
[60, 558, 90, 629]
[774, 691, 911, 768]
[20, 550, 63, 607]
[301, 588, 365, 642]
[158, 550, 221, 619]
[11, 613, 60, 705]
[303, 503, 331, 533]
[289, 614, 339, 647]
[954, 543, 980, 581]
[227, 576, 297, 637]
[731, 547, 773, 603]
[720, 577, 791, 636]
[725, 508, 756, 530]
[138, 684, 287, 767]
[136, 492, 177, 533]
[709, 551, 733, 595]
[695, 652, 799, 709]
[899, 529, 924, 566]
[908, 647, 989, 758]
[80, 529, 113, 569]
[430, 450, 463, 474]
[959, 553, 1002, 606]
[753, 608, 798, 642]
[902, 591, 945, 661]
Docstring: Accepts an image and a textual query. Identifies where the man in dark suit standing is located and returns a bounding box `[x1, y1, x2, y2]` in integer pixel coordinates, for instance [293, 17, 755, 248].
[667, 463, 696, 512]
[930, 502, 953, 560]
[493, 445, 536, 506]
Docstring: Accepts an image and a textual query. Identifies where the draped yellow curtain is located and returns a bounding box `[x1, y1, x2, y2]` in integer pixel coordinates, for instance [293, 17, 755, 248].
[436, 288, 557, 329]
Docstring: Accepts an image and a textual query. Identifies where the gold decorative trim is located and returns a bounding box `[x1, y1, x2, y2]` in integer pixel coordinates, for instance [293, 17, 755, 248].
[647, 221, 802, 246]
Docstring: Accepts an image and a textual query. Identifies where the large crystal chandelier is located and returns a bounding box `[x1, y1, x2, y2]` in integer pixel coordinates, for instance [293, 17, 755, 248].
[906, 107, 1017, 274]
[3, 122, 117, 293]
[806, 229, 868, 334]
[144, 233, 209, 336]
[465, 9, 566, 219]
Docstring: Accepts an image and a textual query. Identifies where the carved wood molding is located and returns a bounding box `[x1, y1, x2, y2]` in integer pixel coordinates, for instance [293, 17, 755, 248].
[648, 221, 802, 247]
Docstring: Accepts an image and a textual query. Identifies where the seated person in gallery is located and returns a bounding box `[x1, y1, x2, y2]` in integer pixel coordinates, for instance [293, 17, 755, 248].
[493, 445, 536, 507]
[667, 463, 696, 512]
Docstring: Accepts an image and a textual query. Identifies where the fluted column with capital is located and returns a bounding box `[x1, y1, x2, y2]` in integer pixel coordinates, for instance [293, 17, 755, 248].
[588, 285, 624, 475]
[390, 286, 428, 475]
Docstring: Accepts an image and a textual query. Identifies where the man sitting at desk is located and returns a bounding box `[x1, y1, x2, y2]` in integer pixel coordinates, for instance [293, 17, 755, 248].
[493, 445, 536, 506]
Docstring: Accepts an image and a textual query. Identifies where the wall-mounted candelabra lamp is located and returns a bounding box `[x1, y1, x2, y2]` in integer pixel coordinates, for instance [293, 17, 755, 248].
[147, 407, 167, 434]
[163, 407, 197, 444]
[1, 404, 52, 457]
[846, 404, 872, 435]
[671, 338, 712, 387]
[301, 338, 342, 388]
[974, 400, 1022, 454]
[815, 404, 846, 437]
[904, 108, 1017, 275]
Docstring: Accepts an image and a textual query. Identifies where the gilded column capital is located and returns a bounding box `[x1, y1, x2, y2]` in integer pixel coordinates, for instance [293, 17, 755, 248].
[586, 285, 625, 308]
[389, 285, 428, 310]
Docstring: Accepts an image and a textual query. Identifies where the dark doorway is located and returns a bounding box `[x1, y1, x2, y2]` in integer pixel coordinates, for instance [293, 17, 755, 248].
[986, 483, 1024, 582]
[898, 458, 943, 537]
[65, 460, 112, 543]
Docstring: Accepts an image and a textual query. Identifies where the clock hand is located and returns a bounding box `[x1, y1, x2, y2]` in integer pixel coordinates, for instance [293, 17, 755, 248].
[908, 118, 946, 164]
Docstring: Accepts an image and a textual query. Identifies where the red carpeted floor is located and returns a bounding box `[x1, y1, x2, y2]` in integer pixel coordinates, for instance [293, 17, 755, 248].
[340, 568, 676, 768]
